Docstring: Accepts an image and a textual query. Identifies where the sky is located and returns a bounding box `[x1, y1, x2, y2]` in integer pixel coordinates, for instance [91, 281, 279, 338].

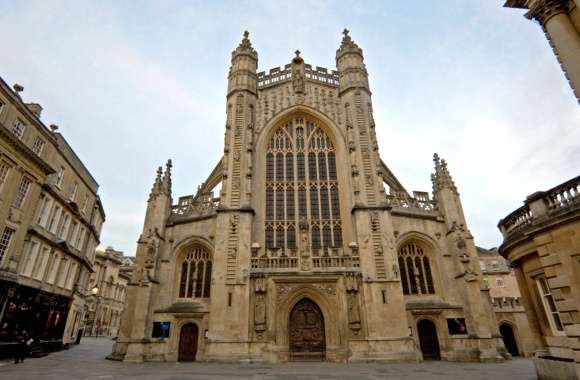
[0, 1, 578, 255]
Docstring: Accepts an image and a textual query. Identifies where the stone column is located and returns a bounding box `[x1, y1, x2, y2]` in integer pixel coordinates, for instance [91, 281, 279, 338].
[529, 1, 580, 103]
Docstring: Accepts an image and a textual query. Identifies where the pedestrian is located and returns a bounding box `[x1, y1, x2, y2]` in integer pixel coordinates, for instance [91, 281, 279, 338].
[14, 331, 27, 364]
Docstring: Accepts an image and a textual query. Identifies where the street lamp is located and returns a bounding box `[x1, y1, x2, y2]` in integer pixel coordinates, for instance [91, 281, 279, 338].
[91, 287, 100, 338]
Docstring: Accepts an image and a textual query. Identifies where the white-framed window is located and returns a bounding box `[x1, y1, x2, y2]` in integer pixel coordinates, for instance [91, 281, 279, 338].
[0, 161, 10, 191]
[75, 227, 85, 249]
[68, 220, 78, 243]
[58, 213, 70, 240]
[22, 240, 40, 277]
[479, 260, 486, 271]
[496, 277, 504, 287]
[47, 205, 62, 234]
[81, 195, 89, 214]
[0, 99, 5, 115]
[12, 120, 26, 139]
[56, 166, 65, 188]
[31, 136, 45, 156]
[57, 259, 70, 288]
[12, 176, 31, 209]
[34, 246, 50, 280]
[70, 182, 78, 202]
[47, 253, 60, 284]
[0, 227, 16, 262]
[491, 260, 499, 271]
[66, 262, 77, 290]
[536, 276, 565, 335]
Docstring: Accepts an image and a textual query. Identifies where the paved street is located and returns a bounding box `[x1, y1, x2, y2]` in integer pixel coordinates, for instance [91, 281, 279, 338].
[0, 338, 536, 380]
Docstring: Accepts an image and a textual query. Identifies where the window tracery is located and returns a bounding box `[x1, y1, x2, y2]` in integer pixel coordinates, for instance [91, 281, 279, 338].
[265, 118, 343, 254]
[398, 242, 435, 295]
[178, 247, 212, 299]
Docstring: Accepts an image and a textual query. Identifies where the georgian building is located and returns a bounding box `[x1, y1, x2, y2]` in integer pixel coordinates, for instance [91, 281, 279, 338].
[504, 0, 580, 103]
[84, 247, 130, 337]
[111, 31, 507, 363]
[0, 76, 105, 352]
[498, 175, 580, 379]
[477, 247, 541, 357]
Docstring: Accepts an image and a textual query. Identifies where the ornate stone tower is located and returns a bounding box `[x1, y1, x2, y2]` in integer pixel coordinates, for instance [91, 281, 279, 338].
[111, 30, 506, 364]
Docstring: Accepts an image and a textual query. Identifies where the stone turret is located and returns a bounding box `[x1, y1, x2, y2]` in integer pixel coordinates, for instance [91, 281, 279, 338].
[227, 30, 258, 97]
[431, 154, 505, 359]
[336, 29, 370, 95]
[112, 159, 172, 362]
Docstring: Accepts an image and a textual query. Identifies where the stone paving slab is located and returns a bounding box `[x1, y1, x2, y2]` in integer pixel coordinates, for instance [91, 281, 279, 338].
[0, 338, 537, 380]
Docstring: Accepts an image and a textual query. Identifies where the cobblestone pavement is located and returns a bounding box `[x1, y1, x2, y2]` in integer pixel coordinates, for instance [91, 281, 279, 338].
[0, 338, 536, 380]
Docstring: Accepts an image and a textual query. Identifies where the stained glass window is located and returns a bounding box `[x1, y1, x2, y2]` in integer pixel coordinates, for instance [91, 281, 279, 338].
[398, 242, 435, 295]
[265, 118, 343, 255]
[178, 247, 212, 299]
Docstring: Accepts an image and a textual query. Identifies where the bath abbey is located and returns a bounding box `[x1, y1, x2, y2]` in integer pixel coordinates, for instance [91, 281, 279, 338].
[111, 30, 508, 363]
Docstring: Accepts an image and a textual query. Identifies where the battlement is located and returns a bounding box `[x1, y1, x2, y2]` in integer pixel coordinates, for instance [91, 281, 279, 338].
[257, 63, 339, 89]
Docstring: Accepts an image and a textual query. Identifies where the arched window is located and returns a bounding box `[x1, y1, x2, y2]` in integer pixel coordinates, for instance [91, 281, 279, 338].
[398, 242, 435, 295]
[178, 247, 212, 299]
[265, 118, 343, 255]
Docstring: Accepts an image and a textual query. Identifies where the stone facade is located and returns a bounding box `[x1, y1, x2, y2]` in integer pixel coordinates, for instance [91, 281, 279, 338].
[84, 247, 130, 337]
[111, 31, 506, 363]
[477, 247, 541, 357]
[0, 76, 105, 351]
[498, 175, 580, 379]
[504, 0, 580, 103]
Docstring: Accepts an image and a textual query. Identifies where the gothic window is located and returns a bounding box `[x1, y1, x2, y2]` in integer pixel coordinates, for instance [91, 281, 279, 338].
[398, 242, 435, 295]
[178, 247, 212, 299]
[265, 118, 343, 255]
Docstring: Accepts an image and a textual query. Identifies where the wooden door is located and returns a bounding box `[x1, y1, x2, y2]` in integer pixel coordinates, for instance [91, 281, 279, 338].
[500, 323, 519, 357]
[289, 298, 326, 361]
[418, 319, 440, 360]
[178, 323, 199, 362]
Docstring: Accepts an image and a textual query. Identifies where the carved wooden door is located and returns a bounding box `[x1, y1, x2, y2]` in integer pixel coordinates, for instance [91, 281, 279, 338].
[178, 323, 199, 362]
[289, 298, 326, 360]
[417, 319, 440, 360]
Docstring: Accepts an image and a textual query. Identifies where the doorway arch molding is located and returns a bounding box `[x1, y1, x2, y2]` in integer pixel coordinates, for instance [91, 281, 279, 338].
[274, 283, 342, 351]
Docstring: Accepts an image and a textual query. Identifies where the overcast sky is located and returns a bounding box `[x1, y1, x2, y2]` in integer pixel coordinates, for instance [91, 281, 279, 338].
[1, 1, 578, 255]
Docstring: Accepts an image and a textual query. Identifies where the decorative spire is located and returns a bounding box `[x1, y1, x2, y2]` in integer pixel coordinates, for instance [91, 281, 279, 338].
[292, 49, 304, 64]
[431, 153, 458, 195]
[161, 159, 172, 195]
[232, 30, 257, 61]
[149, 166, 163, 200]
[337, 28, 362, 55]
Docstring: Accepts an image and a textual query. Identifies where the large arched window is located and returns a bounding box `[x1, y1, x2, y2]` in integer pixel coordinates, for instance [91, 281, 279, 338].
[265, 117, 342, 255]
[178, 247, 212, 299]
[398, 242, 435, 295]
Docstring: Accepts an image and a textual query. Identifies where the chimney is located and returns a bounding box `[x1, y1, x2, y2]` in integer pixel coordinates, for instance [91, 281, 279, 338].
[25, 103, 43, 118]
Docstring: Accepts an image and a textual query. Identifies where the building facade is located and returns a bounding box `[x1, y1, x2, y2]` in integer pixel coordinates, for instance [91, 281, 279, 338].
[477, 247, 541, 357]
[499, 175, 580, 379]
[0, 76, 105, 352]
[111, 31, 506, 363]
[84, 247, 130, 337]
[504, 0, 580, 103]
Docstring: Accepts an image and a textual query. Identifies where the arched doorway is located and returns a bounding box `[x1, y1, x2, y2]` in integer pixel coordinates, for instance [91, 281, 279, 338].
[500, 323, 519, 357]
[178, 323, 199, 361]
[289, 298, 326, 361]
[417, 319, 441, 360]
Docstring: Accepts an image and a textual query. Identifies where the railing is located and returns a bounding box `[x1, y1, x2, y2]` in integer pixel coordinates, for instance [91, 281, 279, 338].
[386, 191, 438, 215]
[499, 175, 580, 238]
[257, 64, 339, 89]
[250, 246, 359, 272]
[312, 256, 359, 269]
[170, 192, 219, 219]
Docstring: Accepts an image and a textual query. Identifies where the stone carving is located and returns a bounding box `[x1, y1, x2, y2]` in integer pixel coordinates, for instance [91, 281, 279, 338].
[526, 0, 568, 25]
[347, 292, 362, 334]
[370, 211, 380, 232]
[254, 275, 267, 336]
[293, 70, 305, 94]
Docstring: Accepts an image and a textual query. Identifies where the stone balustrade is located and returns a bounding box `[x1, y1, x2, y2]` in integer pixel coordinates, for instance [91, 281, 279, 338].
[386, 190, 439, 216]
[170, 192, 219, 220]
[257, 64, 339, 89]
[498, 175, 580, 239]
[250, 246, 359, 273]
